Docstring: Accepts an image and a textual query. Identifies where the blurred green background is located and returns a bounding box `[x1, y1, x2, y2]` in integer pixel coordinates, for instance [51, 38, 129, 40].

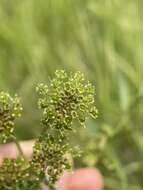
[0, 0, 143, 189]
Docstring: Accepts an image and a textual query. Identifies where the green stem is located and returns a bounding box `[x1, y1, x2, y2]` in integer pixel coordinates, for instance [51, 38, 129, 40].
[14, 139, 24, 156]
[12, 136, 26, 160]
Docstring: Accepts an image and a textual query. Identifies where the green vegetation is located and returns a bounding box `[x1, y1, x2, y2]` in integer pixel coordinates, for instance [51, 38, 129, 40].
[0, 0, 143, 190]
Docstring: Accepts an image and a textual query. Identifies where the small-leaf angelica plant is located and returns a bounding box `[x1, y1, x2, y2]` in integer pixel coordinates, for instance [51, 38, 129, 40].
[0, 70, 98, 190]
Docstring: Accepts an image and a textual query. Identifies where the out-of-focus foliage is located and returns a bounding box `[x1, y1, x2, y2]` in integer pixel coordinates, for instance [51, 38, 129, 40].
[0, 0, 143, 189]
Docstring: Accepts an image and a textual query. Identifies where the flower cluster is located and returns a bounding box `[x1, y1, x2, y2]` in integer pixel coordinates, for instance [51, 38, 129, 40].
[0, 92, 23, 142]
[0, 70, 98, 190]
[32, 70, 98, 189]
[30, 134, 71, 189]
[0, 157, 25, 189]
[36, 70, 98, 130]
[0, 157, 41, 190]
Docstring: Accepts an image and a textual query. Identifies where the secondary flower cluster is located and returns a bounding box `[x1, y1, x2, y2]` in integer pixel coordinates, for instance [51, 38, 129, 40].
[30, 134, 71, 189]
[0, 92, 23, 142]
[0, 156, 41, 190]
[0, 157, 25, 188]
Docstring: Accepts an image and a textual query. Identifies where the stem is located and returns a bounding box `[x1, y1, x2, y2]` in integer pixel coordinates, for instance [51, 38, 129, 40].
[12, 135, 26, 160]
[14, 139, 24, 156]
